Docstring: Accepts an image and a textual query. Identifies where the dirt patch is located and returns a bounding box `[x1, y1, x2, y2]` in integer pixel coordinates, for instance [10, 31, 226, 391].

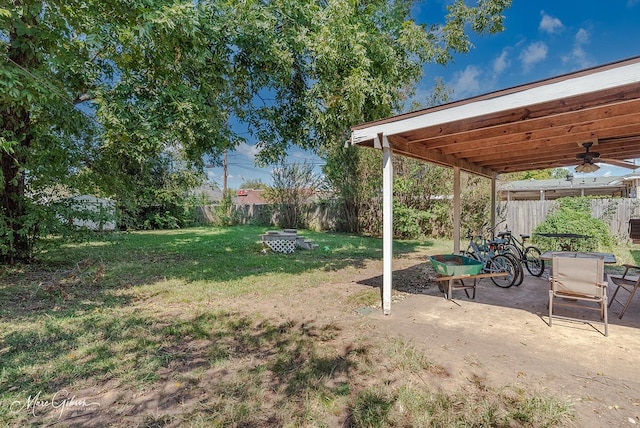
[14, 252, 640, 427]
[226, 253, 640, 427]
[366, 258, 640, 427]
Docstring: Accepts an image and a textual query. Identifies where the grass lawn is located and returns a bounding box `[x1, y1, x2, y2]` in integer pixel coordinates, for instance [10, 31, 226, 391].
[0, 225, 612, 426]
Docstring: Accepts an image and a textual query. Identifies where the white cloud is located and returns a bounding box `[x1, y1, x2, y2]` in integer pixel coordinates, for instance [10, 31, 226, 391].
[493, 49, 510, 75]
[519, 42, 548, 71]
[289, 150, 316, 161]
[575, 28, 589, 45]
[450, 66, 481, 99]
[561, 28, 593, 70]
[234, 142, 262, 161]
[539, 11, 564, 34]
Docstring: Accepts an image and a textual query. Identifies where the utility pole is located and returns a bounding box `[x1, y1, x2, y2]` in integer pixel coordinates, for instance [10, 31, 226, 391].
[223, 148, 228, 195]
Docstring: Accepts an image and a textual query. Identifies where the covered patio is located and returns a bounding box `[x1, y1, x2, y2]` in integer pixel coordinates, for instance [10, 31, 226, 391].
[350, 56, 640, 314]
[355, 256, 640, 426]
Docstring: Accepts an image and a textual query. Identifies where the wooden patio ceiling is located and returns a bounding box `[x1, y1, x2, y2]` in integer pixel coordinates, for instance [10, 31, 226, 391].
[350, 56, 640, 178]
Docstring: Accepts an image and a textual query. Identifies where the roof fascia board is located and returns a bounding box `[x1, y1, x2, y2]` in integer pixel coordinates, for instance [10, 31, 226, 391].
[351, 61, 640, 146]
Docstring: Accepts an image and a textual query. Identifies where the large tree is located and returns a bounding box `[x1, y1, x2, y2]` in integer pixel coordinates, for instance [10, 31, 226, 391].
[1, 0, 512, 261]
[310, 0, 513, 232]
[1, 1, 236, 261]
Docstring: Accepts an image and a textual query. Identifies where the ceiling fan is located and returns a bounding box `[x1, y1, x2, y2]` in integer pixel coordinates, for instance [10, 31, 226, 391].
[575, 141, 638, 173]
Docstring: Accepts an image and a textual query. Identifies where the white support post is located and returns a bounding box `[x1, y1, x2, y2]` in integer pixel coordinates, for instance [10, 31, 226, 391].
[491, 177, 496, 233]
[453, 167, 461, 253]
[382, 136, 393, 315]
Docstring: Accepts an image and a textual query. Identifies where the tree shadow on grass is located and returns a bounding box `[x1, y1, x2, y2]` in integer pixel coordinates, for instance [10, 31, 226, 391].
[0, 259, 134, 323]
[34, 226, 433, 282]
[0, 227, 434, 322]
[1, 310, 370, 427]
[356, 260, 437, 294]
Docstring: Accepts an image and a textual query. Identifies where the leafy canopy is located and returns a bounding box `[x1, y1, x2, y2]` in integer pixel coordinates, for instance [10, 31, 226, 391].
[1, 0, 512, 260]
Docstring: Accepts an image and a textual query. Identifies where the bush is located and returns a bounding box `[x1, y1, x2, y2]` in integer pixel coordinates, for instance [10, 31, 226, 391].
[533, 197, 613, 252]
[211, 191, 238, 226]
[393, 203, 433, 239]
[142, 211, 180, 230]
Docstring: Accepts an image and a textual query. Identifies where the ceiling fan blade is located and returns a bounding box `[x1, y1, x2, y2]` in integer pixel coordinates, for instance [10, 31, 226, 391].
[600, 158, 638, 169]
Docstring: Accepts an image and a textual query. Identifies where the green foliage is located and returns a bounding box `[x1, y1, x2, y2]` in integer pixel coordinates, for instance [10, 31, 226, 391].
[393, 204, 434, 239]
[211, 190, 237, 227]
[1, 0, 512, 261]
[264, 163, 323, 229]
[101, 150, 204, 231]
[501, 168, 569, 181]
[392, 159, 452, 239]
[323, 143, 374, 233]
[333, 151, 493, 240]
[534, 197, 613, 251]
[0, 227, 574, 426]
[315, 1, 511, 234]
[392, 164, 492, 240]
[460, 174, 493, 238]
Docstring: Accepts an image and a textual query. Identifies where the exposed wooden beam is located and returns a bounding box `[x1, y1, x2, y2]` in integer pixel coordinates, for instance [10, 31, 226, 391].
[421, 99, 640, 154]
[477, 129, 640, 169]
[398, 82, 640, 145]
[389, 136, 496, 178]
[352, 58, 640, 136]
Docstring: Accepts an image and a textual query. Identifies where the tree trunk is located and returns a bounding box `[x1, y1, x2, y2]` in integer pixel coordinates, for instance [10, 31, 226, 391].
[1, 107, 32, 263]
[1, 18, 37, 263]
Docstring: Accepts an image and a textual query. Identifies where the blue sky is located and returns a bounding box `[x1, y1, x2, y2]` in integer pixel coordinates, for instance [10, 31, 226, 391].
[417, 0, 640, 100]
[208, 0, 640, 188]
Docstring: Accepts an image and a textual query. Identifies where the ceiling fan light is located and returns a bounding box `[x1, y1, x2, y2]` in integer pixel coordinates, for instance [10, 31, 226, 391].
[577, 162, 600, 173]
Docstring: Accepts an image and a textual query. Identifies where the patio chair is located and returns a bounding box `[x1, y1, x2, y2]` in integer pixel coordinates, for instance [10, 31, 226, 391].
[549, 253, 608, 336]
[608, 263, 640, 319]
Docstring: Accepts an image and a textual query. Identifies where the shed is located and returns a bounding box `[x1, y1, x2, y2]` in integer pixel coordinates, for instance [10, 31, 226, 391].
[62, 195, 116, 231]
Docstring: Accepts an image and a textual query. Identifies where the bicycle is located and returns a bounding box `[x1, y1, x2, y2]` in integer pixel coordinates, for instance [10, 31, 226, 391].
[475, 222, 524, 286]
[496, 225, 545, 277]
[461, 227, 521, 288]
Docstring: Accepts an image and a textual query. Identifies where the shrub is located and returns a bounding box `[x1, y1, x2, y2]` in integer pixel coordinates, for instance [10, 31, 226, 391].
[393, 203, 433, 239]
[533, 197, 613, 252]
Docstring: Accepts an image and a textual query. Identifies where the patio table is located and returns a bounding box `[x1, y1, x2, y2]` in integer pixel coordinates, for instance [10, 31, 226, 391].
[535, 233, 593, 251]
[539, 251, 617, 264]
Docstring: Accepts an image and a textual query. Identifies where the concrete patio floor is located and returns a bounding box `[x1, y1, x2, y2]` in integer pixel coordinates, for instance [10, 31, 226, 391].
[360, 265, 640, 427]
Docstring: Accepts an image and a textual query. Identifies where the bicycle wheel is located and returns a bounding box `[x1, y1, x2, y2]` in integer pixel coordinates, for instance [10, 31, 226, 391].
[503, 244, 520, 259]
[524, 246, 545, 277]
[502, 244, 524, 282]
[461, 250, 479, 260]
[503, 244, 522, 262]
[504, 252, 523, 286]
[487, 254, 518, 288]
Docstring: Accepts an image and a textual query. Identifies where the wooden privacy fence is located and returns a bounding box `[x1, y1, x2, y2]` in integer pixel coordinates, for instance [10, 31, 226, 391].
[500, 198, 640, 242]
[197, 203, 336, 231]
[200, 198, 640, 242]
